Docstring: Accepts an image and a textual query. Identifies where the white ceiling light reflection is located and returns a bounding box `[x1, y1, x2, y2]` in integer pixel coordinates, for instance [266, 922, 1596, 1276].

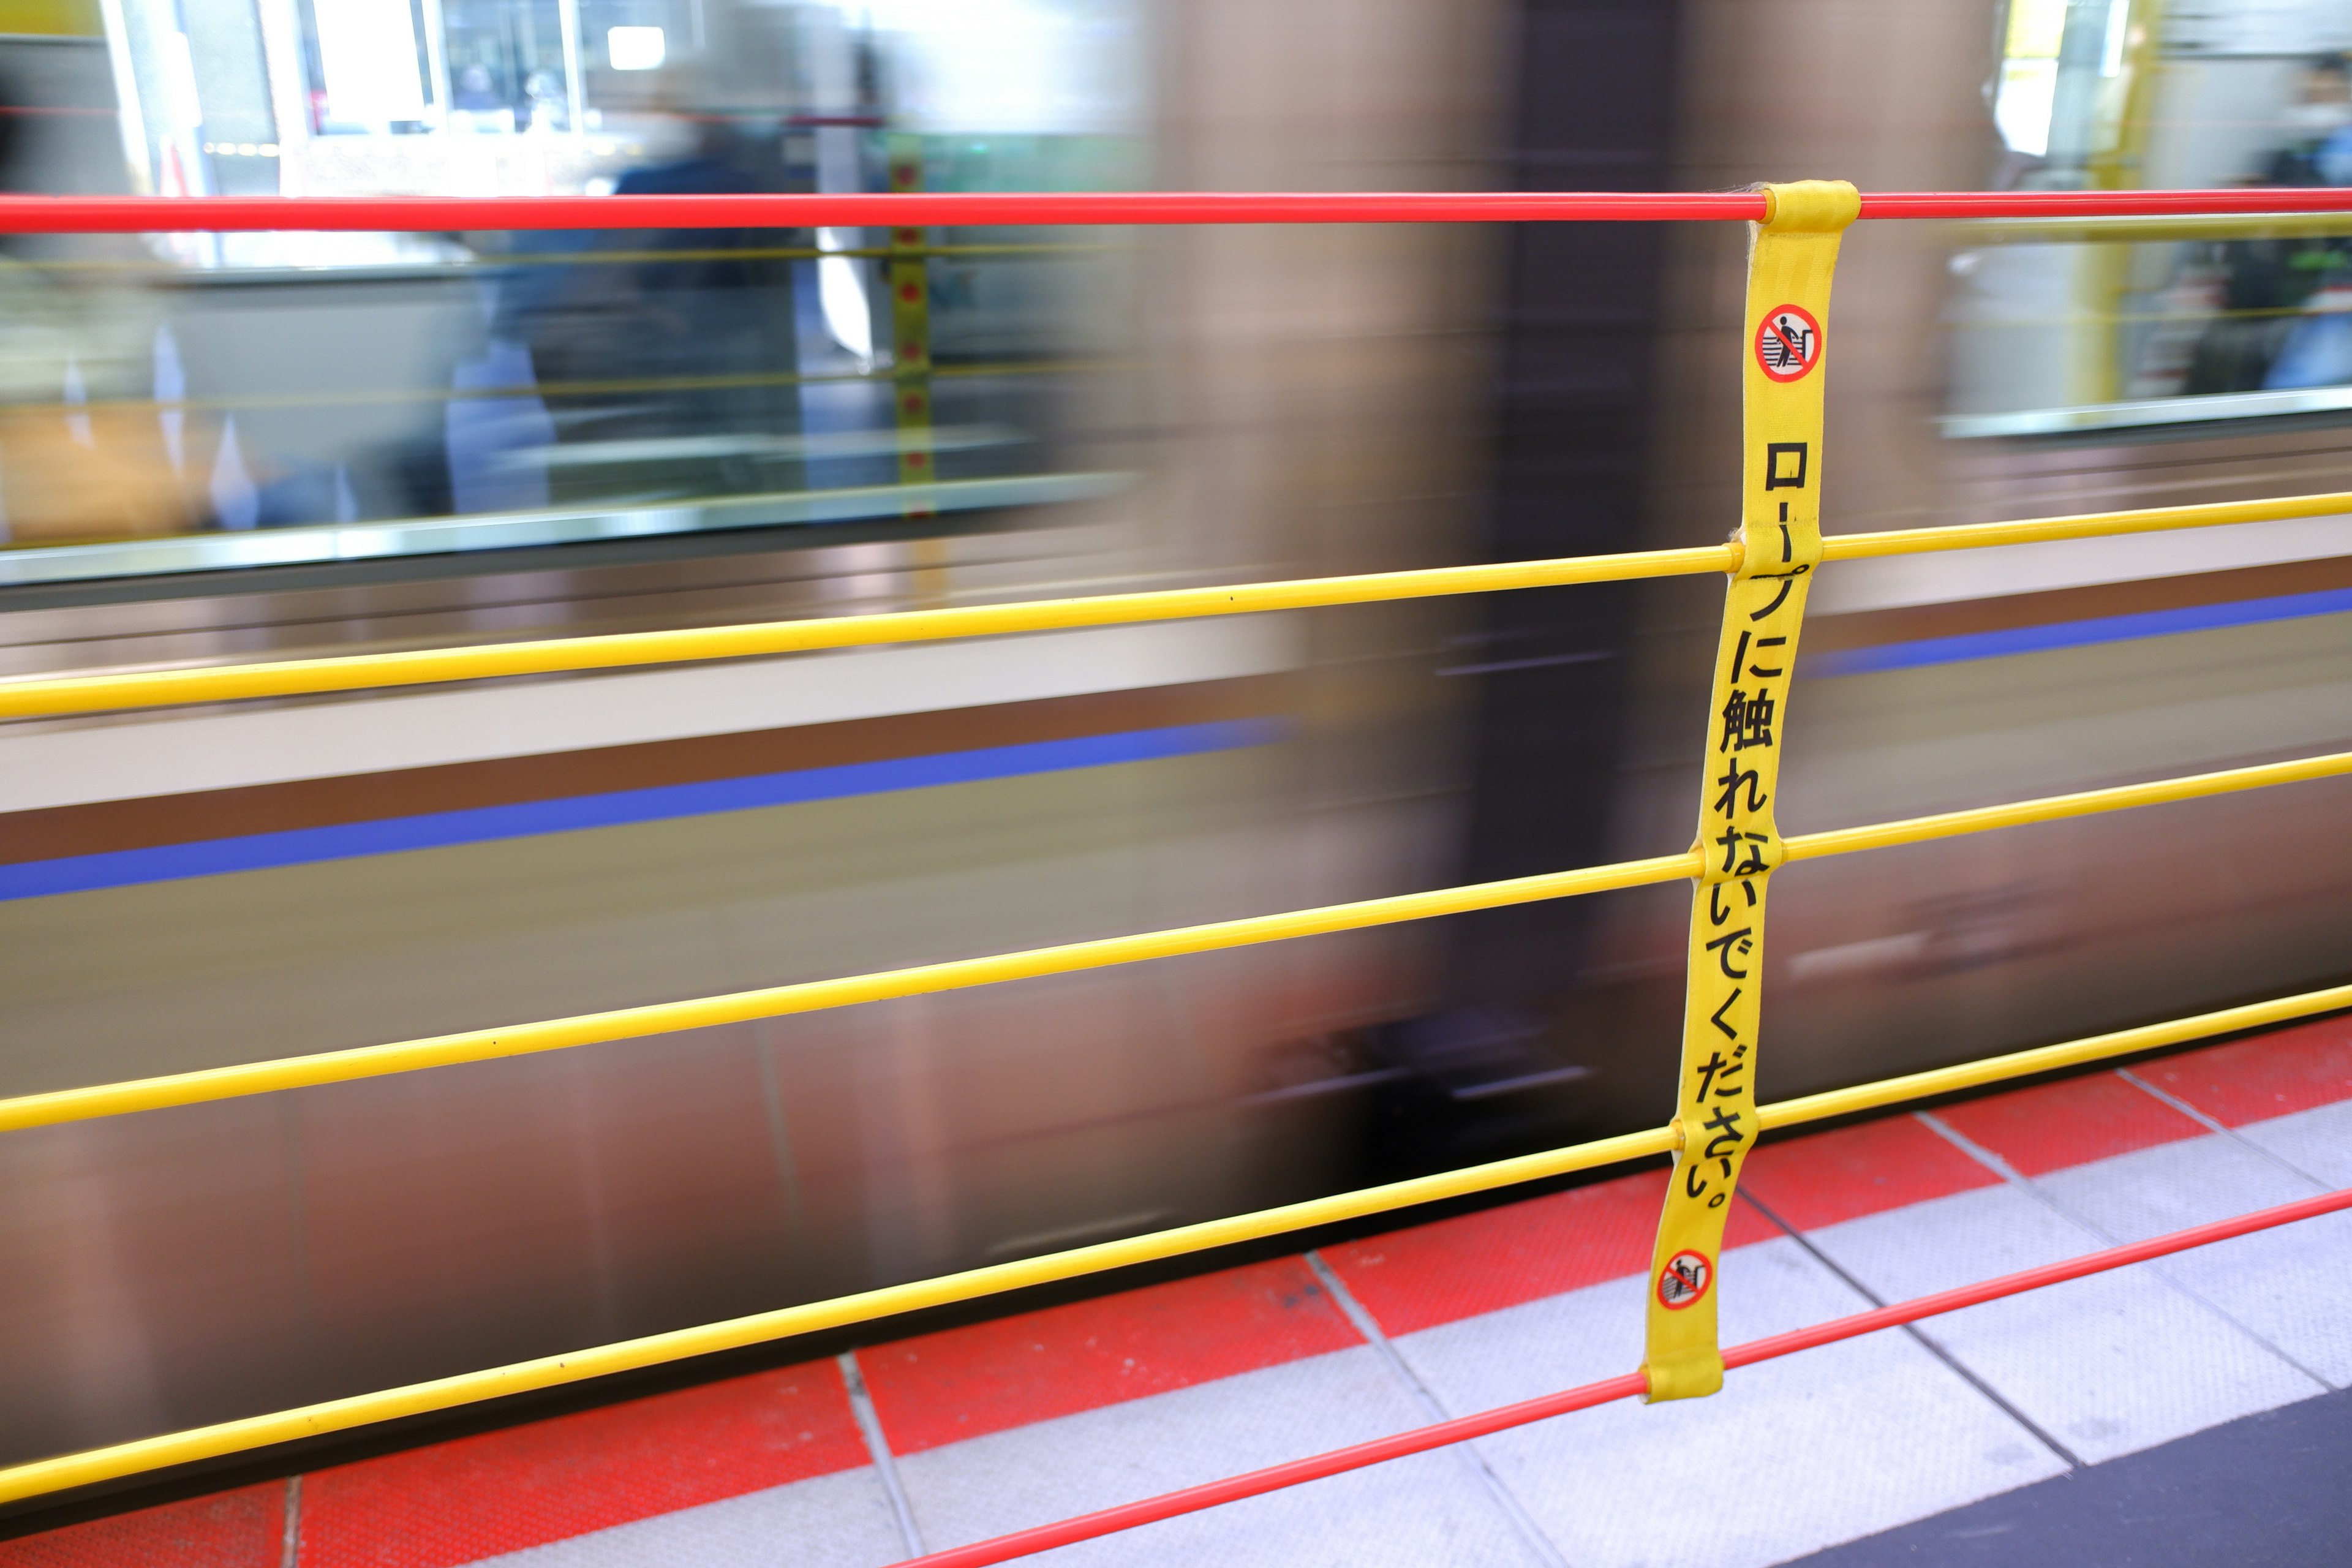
[608, 26, 666, 70]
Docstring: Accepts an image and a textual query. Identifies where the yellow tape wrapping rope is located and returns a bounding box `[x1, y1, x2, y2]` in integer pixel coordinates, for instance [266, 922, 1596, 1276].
[1642, 179, 1858, 1401]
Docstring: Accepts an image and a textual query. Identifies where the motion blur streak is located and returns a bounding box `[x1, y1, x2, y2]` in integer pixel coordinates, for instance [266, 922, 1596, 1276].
[1, 748, 2342, 1137]
[5, 0, 2352, 1482]
[1, 489, 2343, 720]
[4, 974, 2343, 1507]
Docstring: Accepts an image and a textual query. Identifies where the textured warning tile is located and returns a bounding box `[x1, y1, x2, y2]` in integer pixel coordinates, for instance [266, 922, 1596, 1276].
[2135, 1015, 2352, 1129]
[0, 1485, 283, 1568]
[2029, 1131, 2352, 1384]
[1934, 1072, 2204, 1177]
[1389, 1236, 2062, 1568]
[2238, 1100, 2352, 1188]
[858, 1256, 1359, 1456]
[893, 1348, 1545, 1567]
[1321, 1168, 1775, 1336]
[1781, 1379, 2352, 1568]
[1803, 1183, 2318, 1463]
[464, 1470, 903, 1568]
[1741, 1115, 2003, 1231]
[297, 1362, 866, 1568]
[2034, 1126, 2321, 1247]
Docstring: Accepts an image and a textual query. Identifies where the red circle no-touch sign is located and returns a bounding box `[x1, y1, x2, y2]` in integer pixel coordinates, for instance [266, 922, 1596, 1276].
[1754, 303, 1822, 382]
[1656, 1250, 1713, 1310]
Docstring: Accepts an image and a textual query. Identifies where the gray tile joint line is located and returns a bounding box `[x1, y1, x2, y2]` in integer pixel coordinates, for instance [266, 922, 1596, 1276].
[2113, 1066, 2336, 1192]
[1304, 1251, 1575, 1568]
[1733, 1188, 2085, 1470]
[838, 1349, 927, 1558]
[279, 1474, 301, 1568]
[1913, 1110, 2338, 1393]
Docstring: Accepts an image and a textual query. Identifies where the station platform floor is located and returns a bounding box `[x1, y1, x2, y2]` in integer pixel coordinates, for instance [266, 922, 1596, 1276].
[5, 1012, 2350, 1568]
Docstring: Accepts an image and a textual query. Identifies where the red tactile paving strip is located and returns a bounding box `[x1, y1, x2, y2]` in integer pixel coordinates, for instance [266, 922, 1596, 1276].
[2135, 1014, 2352, 1128]
[1322, 1169, 1776, 1336]
[859, 1256, 1360, 1455]
[295, 1362, 865, 1568]
[1934, 1070, 2206, 1177]
[0, 1485, 283, 1568]
[1741, 1114, 2003, 1231]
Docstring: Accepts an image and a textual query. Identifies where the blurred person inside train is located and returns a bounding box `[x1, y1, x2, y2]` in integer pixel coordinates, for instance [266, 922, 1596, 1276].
[0, 75, 194, 543]
[491, 64, 801, 505]
[449, 63, 510, 130]
[2191, 51, 2352, 393]
[2275, 50, 2352, 181]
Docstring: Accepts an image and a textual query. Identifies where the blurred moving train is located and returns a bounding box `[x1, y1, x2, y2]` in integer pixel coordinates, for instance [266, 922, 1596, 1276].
[1, 0, 2349, 1476]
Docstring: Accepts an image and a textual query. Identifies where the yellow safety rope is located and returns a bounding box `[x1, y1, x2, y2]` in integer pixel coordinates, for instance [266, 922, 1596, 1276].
[0, 750, 2343, 1134]
[1643, 179, 1858, 1401]
[2, 491, 2349, 720]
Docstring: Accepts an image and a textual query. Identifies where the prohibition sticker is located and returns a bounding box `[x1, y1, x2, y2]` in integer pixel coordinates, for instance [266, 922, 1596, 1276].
[1656, 1250, 1713, 1310]
[1754, 303, 1822, 382]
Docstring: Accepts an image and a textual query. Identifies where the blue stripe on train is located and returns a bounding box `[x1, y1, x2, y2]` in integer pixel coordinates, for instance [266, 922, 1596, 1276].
[1809, 585, 2352, 678]
[0, 717, 1286, 903]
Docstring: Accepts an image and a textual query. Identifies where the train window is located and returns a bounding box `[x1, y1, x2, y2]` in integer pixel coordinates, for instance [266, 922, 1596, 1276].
[0, 0, 1142, 589]
[1949, 0, 2352, 437]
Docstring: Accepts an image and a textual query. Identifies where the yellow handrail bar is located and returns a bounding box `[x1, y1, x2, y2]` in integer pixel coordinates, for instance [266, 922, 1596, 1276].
[0, 548, 1738, 720]
[1, 978, 2340, 1507]
[1, 489, 2345, 721]
[2, 750, 2342, 1135]
[0, 852, 1699, 1132]
[1781, 751, 2352, 861]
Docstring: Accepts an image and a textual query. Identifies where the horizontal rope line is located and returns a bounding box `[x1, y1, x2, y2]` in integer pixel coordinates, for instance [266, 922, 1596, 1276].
[0, 1125, 1681, 1505]
[0, 980, 2339, 1506]
[7, 486, 2350, 722]
[1961, 213, 2352, 244]
[3, 190, 2352, 235]
[0, 548, 1740, 719]
[1864, 189, 2352, 219]
[1818, 489, 2352, 561]
[3, 241, 1128, 275]
[1782, 751, 2352, 861]
[1760, 981, 2352, 1133]
[0, 356, 1110, 417]
[899, 1184, 2352, 1567]
[0, 852, 1703, 1133]
[0, 192, 1773, 233]
[3, 750, 2343, 1135]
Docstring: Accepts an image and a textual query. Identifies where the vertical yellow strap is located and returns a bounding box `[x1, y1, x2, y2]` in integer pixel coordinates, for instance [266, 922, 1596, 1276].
[887, 134, 939, 524]
[1640, 179, 1857, 1403]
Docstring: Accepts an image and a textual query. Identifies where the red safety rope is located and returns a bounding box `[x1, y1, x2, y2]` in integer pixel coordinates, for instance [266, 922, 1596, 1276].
[2, 188, 2352, 233]
[1865, 189, 2352, 218]
[900, 1185, 2352, 1568]
[0, 192, 1765, 232]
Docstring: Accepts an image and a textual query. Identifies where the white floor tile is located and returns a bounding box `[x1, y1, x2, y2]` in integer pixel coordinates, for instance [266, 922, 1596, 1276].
[2239, 1101, 2352, 1188]
[892, 1346, 1547, 1567]
[2035, 1133, 2320, 1241]
[2035, 1135, 2352, 1385]
[1382, 1238, 1825, 1411]
[1387, 1238, 2065, 1568]
[1808, 1185, 2321, 1462]
[466, 1468, 907, 1568]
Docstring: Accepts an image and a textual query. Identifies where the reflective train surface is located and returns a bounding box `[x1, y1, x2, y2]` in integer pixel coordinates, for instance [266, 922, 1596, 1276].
[2, 0, 2350, 1471]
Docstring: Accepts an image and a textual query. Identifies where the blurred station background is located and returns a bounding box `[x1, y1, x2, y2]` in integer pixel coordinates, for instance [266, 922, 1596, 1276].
[0, 0, 2347, 1476]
